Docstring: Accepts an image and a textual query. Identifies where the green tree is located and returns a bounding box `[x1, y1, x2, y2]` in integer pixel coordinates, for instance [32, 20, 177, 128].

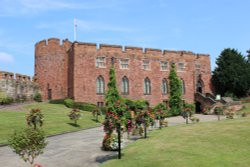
[8, 128, 47, 167]
[169, 63, 183, 116]
[212, 48, 250, 97]
[103, 67, 127, 156]
[26, 109, 44, 130]
[68, 108, 81, 125]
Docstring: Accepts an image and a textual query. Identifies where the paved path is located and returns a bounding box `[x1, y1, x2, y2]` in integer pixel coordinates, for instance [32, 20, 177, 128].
[0, 114, 225, 167]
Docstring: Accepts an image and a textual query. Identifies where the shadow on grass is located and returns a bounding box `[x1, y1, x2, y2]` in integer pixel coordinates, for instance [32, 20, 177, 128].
[96, 152, 125, 164]
[91, 118, 100, 123]
[67, 123, 80, 127]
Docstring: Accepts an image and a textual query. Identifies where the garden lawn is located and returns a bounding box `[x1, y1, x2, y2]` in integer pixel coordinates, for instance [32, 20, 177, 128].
[102, 117, 250, 167]
[240, 102, 250, 114]
[0, 103, 103, 144]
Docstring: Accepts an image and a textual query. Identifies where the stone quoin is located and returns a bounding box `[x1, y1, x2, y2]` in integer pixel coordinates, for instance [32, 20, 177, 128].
[34, 38, 213, 107]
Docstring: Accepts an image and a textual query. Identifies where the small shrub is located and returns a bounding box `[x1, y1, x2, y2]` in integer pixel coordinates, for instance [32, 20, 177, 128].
[8, 128, 47, 166]
[0, 97, 14, 105]
[26, 109, 44, 130]
[225, 110, 234, 119]
[92, 108, 102, 122]
[68, 108, 81, 125]
[241, 112, 247, 117]
[49, 99, 65, 104]
[33, 92, 42, 102]
[73, 102, 96, 111]
[182, 103, 195, 124]
[64, 98, 74, 108]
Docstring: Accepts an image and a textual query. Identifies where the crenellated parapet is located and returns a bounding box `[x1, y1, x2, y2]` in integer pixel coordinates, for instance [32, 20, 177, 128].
[0, 71, 35, 82]
[35, 38, 72, 49]
[0, 71, 39, 100]
[35, 38, 209, 58]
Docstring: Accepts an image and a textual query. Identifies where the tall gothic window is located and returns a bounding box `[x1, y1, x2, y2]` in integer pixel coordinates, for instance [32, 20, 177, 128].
[121, 76, 129, 94]
[144, 77, 151, 95]
[96, 76, 105, 94]
[181, 79, 185, 95]
[162, 78, 168, 95]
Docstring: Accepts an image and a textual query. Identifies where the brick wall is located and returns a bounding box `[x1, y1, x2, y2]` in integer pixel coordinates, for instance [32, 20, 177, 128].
[35, 38, 212, 106]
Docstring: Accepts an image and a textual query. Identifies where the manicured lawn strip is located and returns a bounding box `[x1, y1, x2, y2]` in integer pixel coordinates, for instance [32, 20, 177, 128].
[240, 103, 250, 114]
[102, 117, 250, 167]
[0, 103, 102, 144]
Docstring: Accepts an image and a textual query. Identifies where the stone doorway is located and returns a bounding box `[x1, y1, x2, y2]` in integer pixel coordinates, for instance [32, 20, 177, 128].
[48, 89, 52, 100]
[195, 102, 202, 113]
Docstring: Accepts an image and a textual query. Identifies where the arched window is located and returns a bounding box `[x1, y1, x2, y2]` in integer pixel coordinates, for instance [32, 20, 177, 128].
[162, 78, 168, 95]
[144, 77, 151, 95]
[181, 79, 185, 95]
[122, 76, 129, 94]
[96, 76, 105, 94]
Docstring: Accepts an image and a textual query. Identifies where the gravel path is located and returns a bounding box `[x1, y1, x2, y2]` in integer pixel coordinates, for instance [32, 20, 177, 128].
[0, 114, 225, 167]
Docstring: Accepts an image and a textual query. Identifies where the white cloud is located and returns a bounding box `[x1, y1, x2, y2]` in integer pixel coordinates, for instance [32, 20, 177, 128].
[0, 0, 119, 16]
[0, 52, 14, 63]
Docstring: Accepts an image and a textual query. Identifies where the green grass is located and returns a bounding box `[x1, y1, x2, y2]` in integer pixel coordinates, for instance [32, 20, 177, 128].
[240, 103, 250, 114]
[0, 103, 103, 144]
[102, 118, 250, 167]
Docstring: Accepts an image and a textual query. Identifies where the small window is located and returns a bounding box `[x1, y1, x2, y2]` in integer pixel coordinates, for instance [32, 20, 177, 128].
[121, 76, 129, 94]
[160, 61, 168, 71]
[96, 57, 106, 68]
[96, 76, 105, 94]
[144, 77, 151, 95]
[120, 59, 129, 69]
[162, 78, 168, 95]
[97, 102, 104, 107]
[142, 60, 150, 70]
[195, 63, 201, 69]
[178, 62, 185, 71]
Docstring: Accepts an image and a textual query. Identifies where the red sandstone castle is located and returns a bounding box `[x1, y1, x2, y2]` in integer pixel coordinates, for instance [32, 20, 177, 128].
[35, 38, 214, 109]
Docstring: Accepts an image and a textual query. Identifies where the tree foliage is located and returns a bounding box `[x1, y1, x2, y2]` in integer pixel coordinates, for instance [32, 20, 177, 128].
[8, 128, 47, 166]
[212, 48, 250, 97]
[26, 109, 44, 130]
[169, 63, 183, 116]
[103, 67, 127, 151]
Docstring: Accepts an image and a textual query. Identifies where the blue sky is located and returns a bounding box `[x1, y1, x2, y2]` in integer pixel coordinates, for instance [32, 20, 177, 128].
[0, 0, 249, 76]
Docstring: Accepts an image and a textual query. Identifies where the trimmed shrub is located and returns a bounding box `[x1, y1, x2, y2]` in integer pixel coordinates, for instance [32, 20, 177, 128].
[68, 108, 82, 125]
[0, 97, 14, 105]
[64, 98, 74, 108]
[26, 109, 44, 130]
[49, 99, 65, 104]
[8, 128, 47, 166]
[33, 92, 42, 102]
[0, 91, 13, 105]
[73, 102, 96, 111]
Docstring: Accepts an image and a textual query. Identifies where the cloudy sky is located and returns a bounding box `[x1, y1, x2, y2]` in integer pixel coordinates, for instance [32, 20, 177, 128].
[0, 0, 249, 76]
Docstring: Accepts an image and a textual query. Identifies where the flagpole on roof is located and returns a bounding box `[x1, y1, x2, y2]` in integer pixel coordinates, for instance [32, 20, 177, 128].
[74, 18, 77, 42]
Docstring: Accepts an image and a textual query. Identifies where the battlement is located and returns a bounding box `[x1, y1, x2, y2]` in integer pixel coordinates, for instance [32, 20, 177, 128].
[0, 71, 34, 82]
[35, 38, 72, 48]
[35, 38, 210, 57]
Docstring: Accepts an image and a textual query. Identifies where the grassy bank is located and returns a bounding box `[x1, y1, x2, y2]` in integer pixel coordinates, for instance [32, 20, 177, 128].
[102, 117, 250, 167]
[0, 103, 102, 144]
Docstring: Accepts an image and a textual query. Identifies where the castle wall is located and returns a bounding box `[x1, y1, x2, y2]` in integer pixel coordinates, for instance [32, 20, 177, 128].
[35, 38, 72, 100]
[0, 71, 39, 100]
[71, 42, 212, 106]
[35, 38, 212, 106]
